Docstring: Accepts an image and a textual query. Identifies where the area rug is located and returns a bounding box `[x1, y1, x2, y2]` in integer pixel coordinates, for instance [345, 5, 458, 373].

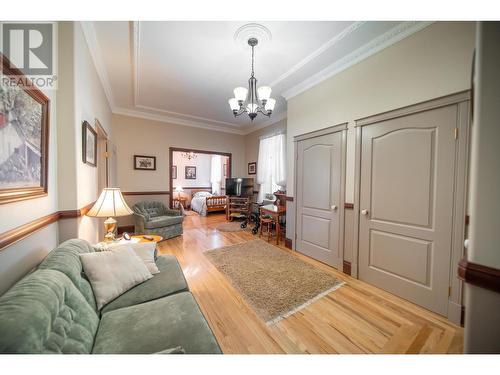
[216, 221, 248, 232]
[204, 239, 344, 324]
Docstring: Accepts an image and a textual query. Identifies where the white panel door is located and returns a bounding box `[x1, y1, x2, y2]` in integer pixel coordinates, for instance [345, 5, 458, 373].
[358, 105, 458, 315]
[296, 132, 342, 268]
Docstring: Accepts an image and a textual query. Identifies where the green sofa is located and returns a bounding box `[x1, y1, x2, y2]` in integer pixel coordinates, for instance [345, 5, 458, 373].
[0, 239, 221, 354]
[133, 201, 183, 240]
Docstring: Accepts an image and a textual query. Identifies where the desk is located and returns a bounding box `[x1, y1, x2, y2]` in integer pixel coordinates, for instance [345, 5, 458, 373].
[259, 204, 286, 245]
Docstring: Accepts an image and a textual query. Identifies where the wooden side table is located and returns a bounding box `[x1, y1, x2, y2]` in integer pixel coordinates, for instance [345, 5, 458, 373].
[259, 204, 286, 245]
[131, 234, 163, 243]
[172, 197, 187, 209]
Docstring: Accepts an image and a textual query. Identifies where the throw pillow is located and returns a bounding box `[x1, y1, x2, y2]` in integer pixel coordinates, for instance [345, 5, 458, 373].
[80, 247, 153, 310]
[111, 243, 160, 274]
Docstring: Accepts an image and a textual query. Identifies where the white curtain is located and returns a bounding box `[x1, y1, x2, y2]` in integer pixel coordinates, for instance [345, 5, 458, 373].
[256, 133, 286, 203]
[210, 155, 222, 195]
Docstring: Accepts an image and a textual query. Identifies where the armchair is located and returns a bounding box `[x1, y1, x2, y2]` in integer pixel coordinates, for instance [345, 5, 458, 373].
[133, 201, 183, 240]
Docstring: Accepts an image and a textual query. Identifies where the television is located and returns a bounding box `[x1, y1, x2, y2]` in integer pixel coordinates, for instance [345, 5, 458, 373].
[225, 178, 254, 197]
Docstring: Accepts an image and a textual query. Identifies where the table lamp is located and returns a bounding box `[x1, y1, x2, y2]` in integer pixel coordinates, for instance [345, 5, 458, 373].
[86, 188, 134, 241]
[174, 186, 183, 199]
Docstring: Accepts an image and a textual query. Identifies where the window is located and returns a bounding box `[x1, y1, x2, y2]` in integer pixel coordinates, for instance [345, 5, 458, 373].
[256, 133, 286, 203]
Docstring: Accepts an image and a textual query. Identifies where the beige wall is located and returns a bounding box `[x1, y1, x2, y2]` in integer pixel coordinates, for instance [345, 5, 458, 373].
[57, 21, 112, 244]
[0, 27, 59, 294]
[286, 22, 476, 244]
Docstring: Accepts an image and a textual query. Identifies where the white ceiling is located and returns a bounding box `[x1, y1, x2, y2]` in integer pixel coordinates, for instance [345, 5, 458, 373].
[83, 21, 432, 134]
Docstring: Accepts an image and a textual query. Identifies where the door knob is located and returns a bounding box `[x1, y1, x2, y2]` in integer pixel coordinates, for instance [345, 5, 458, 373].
[361, 209, 369, 215]
[331, 205, 337, 211]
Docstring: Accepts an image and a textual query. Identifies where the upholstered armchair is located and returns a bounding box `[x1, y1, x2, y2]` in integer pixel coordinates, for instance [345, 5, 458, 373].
[133, 201, 183, 240]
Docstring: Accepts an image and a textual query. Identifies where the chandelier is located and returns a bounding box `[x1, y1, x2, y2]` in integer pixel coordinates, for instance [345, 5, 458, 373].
[228, 37, 276, 121]
[181, 152, 197, 160]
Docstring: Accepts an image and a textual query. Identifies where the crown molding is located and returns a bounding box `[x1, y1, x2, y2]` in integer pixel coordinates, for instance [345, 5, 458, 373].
[282, 21, 434, 100]
[80, 21, 115, 109]
[112, 106, 246, 135]
[269, 21, 366, 88]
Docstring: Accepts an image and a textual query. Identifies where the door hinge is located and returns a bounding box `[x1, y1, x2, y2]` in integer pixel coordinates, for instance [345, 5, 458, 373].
[454, 128, 459, 140]
[103, 151, 109, 158]
[448, 286, 452, 297]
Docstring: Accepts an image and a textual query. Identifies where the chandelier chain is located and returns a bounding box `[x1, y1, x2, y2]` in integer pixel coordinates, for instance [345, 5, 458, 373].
[251, 45, 255, 77]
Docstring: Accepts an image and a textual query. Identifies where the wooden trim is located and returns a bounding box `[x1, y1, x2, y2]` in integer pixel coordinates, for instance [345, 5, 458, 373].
[344, 202, 354, 209]
[293, 122, 348, 142]
[0, 212, 59, 251]
[285, 237, 292, 250]
[0, 53, 50, 205]
[169, 147, 232, 208]
[0, 201, 96, 251]
[285, 196, 294, 202]
[122, 191, 170, 196]
[343, 261, 352, 275]
[458, 258, 500, 294]
[355, 90, 470, 127]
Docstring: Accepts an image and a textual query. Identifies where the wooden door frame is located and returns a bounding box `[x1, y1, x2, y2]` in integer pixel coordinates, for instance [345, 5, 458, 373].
[353, 90, 471, 324]
[168, 147, 232, 208]
[293, 122, 348, 270]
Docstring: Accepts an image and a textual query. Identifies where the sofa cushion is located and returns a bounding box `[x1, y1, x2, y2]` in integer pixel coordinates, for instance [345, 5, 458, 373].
[93, 292, 221, 354]
[0, 269, 99, 354]
[100, 255, 189, 314]
[144, 215, 183, 229]
[38, 239, 97, 310]
[80, 248, 153, 310]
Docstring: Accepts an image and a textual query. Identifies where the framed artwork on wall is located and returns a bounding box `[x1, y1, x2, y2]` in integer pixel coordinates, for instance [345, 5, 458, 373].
[82, 121, 97, 167]
[0, 53, 50, 204]
[185, 166, 196, 179]
[134, 155, 156, 170]
[248, 162, 256, 175]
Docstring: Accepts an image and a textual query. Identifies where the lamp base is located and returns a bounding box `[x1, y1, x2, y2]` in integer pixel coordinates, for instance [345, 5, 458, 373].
[104, 217, 117, 242]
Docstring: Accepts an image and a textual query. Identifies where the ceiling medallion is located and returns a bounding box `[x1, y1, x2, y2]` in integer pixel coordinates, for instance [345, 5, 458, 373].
[228, 37, 276, 121]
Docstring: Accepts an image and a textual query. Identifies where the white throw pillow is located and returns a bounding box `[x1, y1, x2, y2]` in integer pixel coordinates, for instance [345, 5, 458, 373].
[111, 243, 160, 274]
[80, 247, 153, 310]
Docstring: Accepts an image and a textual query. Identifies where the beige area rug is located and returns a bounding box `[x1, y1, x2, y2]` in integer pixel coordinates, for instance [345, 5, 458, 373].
[215, 221, 249, 232]
[204, 239, 344, 324]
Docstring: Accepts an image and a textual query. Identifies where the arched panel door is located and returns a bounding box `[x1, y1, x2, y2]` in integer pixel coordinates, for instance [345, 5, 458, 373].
[296, 132, 342, 268]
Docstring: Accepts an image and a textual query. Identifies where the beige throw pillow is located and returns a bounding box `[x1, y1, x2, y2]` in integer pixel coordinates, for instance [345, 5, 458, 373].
[111, 243, 160, 274]
[80, 247, 153, 310]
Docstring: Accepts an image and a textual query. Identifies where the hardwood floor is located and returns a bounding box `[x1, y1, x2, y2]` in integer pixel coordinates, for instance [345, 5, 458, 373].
[157, 213, 463, 354]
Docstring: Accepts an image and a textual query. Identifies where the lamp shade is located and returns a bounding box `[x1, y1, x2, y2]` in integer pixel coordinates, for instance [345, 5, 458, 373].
[228, 98, 239, 111]
[175, 186, 183, 192]
[86, 188, 133, 218]
[234, 87, 248, 101]
[265, 98, 276, 112]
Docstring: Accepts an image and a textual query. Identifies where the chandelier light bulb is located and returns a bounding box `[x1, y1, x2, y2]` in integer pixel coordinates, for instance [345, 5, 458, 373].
[233, 87, 248, 102]
[257, 86, 272, 101]
[228, 98, 239, 111]
[266, 98, 276, 112]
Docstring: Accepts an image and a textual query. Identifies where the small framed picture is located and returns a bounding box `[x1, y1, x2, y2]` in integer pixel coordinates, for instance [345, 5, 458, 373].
[248, 162, 256, 175]
[134, 155, 156, 170]
[185, 166, 196, 180]
[172, 165, 177, 179]
[82, 121, 97, 167]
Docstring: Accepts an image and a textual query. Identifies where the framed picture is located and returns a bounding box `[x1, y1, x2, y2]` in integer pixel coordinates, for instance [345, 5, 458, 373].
[172, 165, 177, 179]
[0, 53, 50, 204]
[185, 166, 196, 180]
[248, 162, 256, 175]
[134, 155, 156, 170]
[82, 121, 97, 167]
